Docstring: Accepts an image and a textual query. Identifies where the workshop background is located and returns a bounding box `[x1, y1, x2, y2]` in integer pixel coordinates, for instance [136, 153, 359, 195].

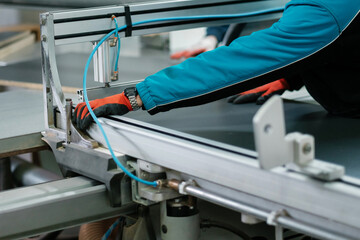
[0, 1, 358, 240]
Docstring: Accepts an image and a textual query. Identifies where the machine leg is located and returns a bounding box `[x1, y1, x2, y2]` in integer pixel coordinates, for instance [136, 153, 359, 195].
[160, 196, 200, 240]
[122, 206, 156, 240]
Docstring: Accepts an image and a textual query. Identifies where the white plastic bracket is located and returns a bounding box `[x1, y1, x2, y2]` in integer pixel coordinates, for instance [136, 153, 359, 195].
[253, 96, 344, 181]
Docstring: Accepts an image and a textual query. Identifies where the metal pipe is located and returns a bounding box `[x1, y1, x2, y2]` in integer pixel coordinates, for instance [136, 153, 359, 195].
[170, 180, 350, 240]
[184, 184, 268, 219]
[11, 157, 62, 186]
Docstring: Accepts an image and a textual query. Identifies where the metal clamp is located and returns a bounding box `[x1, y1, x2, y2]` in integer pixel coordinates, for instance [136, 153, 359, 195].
[179, 179, 196, 195]
[267, 209, 289, 226]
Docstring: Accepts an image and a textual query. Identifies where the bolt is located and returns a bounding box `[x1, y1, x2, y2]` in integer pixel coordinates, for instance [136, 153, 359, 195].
[110, 37, 118, 47]
[40, 17, 47, 25]
[161, 225, 168, 234]
[302, 143, 312, 155]
[111, 72, 118, 81]
[140, 172, 149, 179]
[41, 35, 47, 42]
[264, 124, 273, 134]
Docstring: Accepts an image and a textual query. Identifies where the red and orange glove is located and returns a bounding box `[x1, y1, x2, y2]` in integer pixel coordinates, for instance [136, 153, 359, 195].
[227, 78, 289, 105]
[170, 35, 218, 59]
[73, 92, 132, 130]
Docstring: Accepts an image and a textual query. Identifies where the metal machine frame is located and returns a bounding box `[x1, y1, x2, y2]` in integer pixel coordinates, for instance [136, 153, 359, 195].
[1, 0, 360, 239]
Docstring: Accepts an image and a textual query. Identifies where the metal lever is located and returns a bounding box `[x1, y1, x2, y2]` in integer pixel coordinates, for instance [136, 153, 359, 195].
[253, 96, 344, 181]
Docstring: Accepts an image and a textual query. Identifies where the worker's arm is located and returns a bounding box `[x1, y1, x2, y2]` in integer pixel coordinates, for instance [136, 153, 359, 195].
[138, 0, 359, 115]
[73, 0, 359, 128]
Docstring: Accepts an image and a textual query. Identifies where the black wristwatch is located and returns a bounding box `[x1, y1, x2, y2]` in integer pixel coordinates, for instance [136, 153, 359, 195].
[124, 87, 140, 111]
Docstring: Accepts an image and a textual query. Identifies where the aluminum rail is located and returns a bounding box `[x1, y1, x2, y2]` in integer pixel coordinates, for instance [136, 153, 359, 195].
[0, 176, 136, 239]
[46, 0, 287, 45]
[180, 182, 349, 240]
[87, 116, 360, 239]
[0, 0, 185, 8]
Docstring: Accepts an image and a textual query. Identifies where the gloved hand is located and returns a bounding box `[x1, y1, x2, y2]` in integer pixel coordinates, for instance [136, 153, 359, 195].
[73, 92, 133, 130]
[227, 78, 289, 105]
[170, 35, 218, 59]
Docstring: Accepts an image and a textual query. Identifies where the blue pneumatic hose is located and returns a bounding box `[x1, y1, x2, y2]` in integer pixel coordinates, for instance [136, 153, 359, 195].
[83, 7, 284, 187]
[113, 17, 121, 72]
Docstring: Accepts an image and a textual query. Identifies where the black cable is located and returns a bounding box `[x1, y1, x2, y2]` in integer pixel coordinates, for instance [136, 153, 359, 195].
[115, 217, 126, 240]
[200, 219, 251, 240]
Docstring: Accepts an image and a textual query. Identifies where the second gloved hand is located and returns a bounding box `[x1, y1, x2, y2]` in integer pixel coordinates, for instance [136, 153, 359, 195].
[170, 35, 218, 59]
[73, 92, 133, 130]
[227, 78, 289, 105]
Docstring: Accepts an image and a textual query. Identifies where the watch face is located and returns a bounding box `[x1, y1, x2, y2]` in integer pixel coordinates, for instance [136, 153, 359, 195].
[125, 87, 136, 96]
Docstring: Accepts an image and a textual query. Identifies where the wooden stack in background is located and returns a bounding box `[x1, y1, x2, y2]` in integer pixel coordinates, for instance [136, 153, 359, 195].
[0, 24, 39, 59]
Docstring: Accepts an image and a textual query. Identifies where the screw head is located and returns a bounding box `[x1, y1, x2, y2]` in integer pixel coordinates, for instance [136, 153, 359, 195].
[161, 225, 168, 234]
[302, 143, 312, 155]
[140, 172, 149, 179]
[41, 35, 47, 42]
[40, 17, 47, 25]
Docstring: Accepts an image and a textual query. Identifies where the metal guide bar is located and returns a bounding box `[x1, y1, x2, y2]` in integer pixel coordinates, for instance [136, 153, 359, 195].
[0, 176, 136, 239]
[53, 0, 254, 23]
[51, 0, 266, 21]
[54, 14, 281, 45]
[184, 184, 354, 240]
[87, 116, 360, 230]
[180, 175, 360, 239]
[50, 0, 286, 44]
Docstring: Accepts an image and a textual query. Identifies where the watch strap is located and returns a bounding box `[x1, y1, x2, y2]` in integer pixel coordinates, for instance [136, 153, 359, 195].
[124, 87, 140, 111]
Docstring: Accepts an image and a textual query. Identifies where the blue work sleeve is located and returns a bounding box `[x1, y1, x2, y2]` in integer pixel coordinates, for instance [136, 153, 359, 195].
[136, 0, 359, 114]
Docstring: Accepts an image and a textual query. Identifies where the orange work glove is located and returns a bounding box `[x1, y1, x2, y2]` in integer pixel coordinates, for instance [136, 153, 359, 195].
[170, 35, 218, 59]
[227, 78, 289, 105]
[73, 92, 132, 130]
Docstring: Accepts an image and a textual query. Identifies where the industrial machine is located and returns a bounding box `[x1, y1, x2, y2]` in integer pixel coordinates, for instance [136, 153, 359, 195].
[1, 0, 360, 239]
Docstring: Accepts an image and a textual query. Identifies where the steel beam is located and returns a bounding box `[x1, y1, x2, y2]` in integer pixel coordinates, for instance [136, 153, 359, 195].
[49, 0, 286, 45]
[0, 176, 136, 239]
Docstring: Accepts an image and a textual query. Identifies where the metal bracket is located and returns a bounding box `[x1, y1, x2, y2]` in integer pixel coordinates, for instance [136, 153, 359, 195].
[253, 96, 344, 181]
[129, 160, 180, 205]
[42, 135, 132, 207]
[267, 209, 289, 240]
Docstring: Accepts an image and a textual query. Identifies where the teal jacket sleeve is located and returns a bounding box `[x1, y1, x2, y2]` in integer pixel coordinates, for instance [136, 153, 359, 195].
[136, 0, 360, 114]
